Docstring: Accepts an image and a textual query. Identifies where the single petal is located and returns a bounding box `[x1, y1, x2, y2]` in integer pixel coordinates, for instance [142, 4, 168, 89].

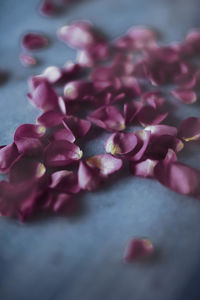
[124, 101, 143, 124]
[123, 238, 154, 262]
[0, 143, 20, 174]
[86, 154, 123, 177]
[19, 53, 37, 67]
[137, 106, 168, 126]
[63, 116, 91, 139]
[50, 170, 80, 194]
[43, 66, 63, 84]
[171, 89, 197, 104]
[144, 125, 178, 138]
[105, 132, 138, 156]
[64, 80, 93, 101]
[120, 76, 141, 97]
[88, 106, 125, 132]
[130, 159, 158, 178]
[141, 91, 165, 109]
[22, 33, 48, 50]
[37, 111, 64, 127]
[78, 161, 101, 191]
[53, 127, 75, 143]
[39, 0, 57, 16]
[44, 140, 83, 167]
[130, 130, 151, 161]
[179, 117, 200, 141]
[51, 193, 77, 214]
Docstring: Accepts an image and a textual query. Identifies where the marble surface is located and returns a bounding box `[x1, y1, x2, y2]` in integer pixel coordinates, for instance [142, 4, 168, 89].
[1, 0, 200, 299]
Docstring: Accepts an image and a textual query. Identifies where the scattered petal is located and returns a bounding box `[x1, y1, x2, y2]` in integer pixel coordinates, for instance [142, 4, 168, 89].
[19, 53, 37, 67]
[137, 106, 168, 126]
[179, 117, 200, 141]
[130, 159, 158, 178]
[105, 132, 138, 156]
[123, 238, 154, 262]
[50, 170, 80, 194]
[78, 161, 101, 191]
[22, 32, 48, 50]
[171, 89, 197, 104]
[63, 116, 91, 139]
[0, 143, 20, 174]
[37, 111, 64, 127]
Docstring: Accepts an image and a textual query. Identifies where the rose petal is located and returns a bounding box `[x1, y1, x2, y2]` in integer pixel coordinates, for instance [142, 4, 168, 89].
[63, 116, 91, 139]
[130, 159, 158, 178]
[19, 53, 37, 67]
[124, 101, 143, 124]
[179, 117, 200, 141]
[137, 106, 168, 126]
[171, 89, 197, 104]
[22, 33, 48, 50]
[50, 170, 80, 194]
[141, 91, 165, 109]
[104, 132, 138, 156]
[0, 143, 20, 174]
[53, 127, 75, 143]
[78, 161, 101, 191]
[44, 140, 83, 167]
[127, 26, 157, 50]
[64, 80, 93, 101]
[37, 111, 64, 127]
[51, 193, 77, 214]
[144, 125, 178, 137]
[123, 238, 154, 262]
[43, 66, 63, 84]
[88, 106, 125, 132]
[130, 130, 151, 161]
[39, 0, 57, 16]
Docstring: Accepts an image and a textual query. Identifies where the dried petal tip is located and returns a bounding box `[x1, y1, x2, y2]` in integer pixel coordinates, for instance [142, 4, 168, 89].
[22, 33, 48, 50]
[123, 238, 154, 262]
[19, 54, 37, 67]
[179, 117, 200, 141]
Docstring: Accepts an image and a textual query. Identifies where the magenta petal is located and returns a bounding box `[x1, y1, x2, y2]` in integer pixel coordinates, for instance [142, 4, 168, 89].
[142, 91, 165, 109]
[64, 80, 93, 101]
[105, 132, 138, 156]
[78, 161, 101, 191]
[30, 82, 58, 111]
[144, 125, 178, 138]
[44, 140, 83, 167]
[171, 89, 197, 104]
[37, 111, 64, 127]
[19, 53, 37, 67]
[14, 124, 46, 156]
[86, 154, 123, 177]
[0, 143, 20, 174]
[124, 101, 143, 124]
[88, 106, 125, 132]
[63, 116, 91, 139]
[43, 66, 63, 83]
[40, 0, 57, 16]
[52, 193, 77, 214]
[123, 238, 154, 262]
[137, 106, 168, 126]
[154, 161, 200, 196]
[22, 33, 48, 50]
[50, 170, 80, 194]
[127, 26, 157, 50]
[53, 127, 75, 143]
[130, 130, 151, 161]
[179, 117, 200, 141]
[130, 159, 158, 178]
[28, 75, 46, 91]
[120, 76, 141, 97]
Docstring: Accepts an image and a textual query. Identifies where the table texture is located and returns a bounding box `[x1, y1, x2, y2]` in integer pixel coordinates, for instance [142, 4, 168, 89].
[1, 1, 200, 300]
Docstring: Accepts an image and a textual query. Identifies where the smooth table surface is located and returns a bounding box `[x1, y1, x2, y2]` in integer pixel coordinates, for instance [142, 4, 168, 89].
[1, 0, 200, 299]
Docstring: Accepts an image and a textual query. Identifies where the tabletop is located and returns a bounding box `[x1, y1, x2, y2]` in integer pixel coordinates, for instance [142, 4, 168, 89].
[1, 1, 200, 300]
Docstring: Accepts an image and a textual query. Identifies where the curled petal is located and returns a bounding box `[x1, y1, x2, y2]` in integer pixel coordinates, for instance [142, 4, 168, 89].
[78, 161, 101, 191]
[53, 127, 75, 143]
[105, 132, 138, 156]
[50, 170, 80, 194]
[64, 80, 93, 101]
[144, 125, 178, 138]
[137, 106, 168, 126]
[174, 73, 197, 89]
[130, 130, 151, 161]
[14, 124, 46, 156]
[30, 82, 58, 111]
[22, 33, 48, 50]
[58, 96, 67, 114]
[124, 101, 143, 124]
[86, 154, 123, 177]
[88, 106, 125, 132]
[63, 116, 91, 139]
[19, 53, 37, 67]
[123, 238, 154, 262]
[171, 89, 197, 104]
[37, 111, 64, 127]
[130, 159, 158, 178]
[179, 117, 200, 141]
[0, 143, 20, 174]
[142, 91, 165, 109]
[44, 140, 83, 167]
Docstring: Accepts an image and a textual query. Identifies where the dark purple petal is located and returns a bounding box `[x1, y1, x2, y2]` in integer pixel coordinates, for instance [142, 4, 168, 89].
[50, 170, 80, 194]
[141, 91, 165, 109]
[123, 238, 154, 262]
[179, 117, 200, 141]
[37, 111, 64, 127]
[137, 106, 168, 126]
[105, 132, 138, 156]
[63, 116, 91, 139]
[0, 143, 20, 174]
[44, 140, 83, 167]
[171, 89, 197, 104]
[22, 33, 48, 50]
[88, 106, 125, 132]
[78, 161, 101, 191]
[124, 101, 143, 124]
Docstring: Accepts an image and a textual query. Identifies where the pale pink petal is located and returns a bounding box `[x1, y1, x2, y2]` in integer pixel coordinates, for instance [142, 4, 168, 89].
[19, 53, 37, 67]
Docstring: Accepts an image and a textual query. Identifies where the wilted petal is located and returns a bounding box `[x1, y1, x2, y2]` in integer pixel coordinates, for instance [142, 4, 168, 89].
[123, 238, 154, 262]
[86, 154, 123, 177]
[78, 161, 101, 191]
[63, 116, 91, 139]
[64, 80, 93, 101]
[22, 33, 48, 50]
[130, 159, 158, 178]
[171, 89, 197, 104]
[30, 82, 58, 111]
[37, 111, 64, 127]
[0, 143, 20, 173]
[53, 127, 75, 143]
[50, 170, 80, 194]
[144, 125, 178, 137]
[105, 132, 138, 156]
[88, 106, 125, 132]
[19, 53, 37, 67]
[124, 101, 143, 124]
[137, 106, 168, 126]
[14, 124, 46, 156]
[179, 117, 200, 141]
[44, 140, 83, 167]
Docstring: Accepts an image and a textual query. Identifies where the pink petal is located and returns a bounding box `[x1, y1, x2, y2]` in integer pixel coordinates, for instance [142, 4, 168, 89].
[141, 91, 165, 109]
[39, 0, 57, 16]
[124, 101, 143, 124]
[86, 154, 123, 177]
[37, 111, 64, 127]
[44, 140, 83, 167]
[64, 80, 93, 101]
[174, 73, 197, 89]
[88, 106, 125, 132]
[50, 170, 80, 194]
[130, 130, 151, 161]
[0, 143, 20, 174]
[179, 117, 200, 141]
[120, 76, 141, 97]
[19, 53, 37, 67]
[127, 26, 157, 50]
[14, 124, 46, 156]
[137, 106, 168, 126]
[30, 82, 58, 111]
[123, 238, 154, 262]
[43, 66, 63, 84]
[144, 125, 178, 138]
[78, 161, 101, 191]
[63, 116, 91, 139]
[171, 89, 197, 104]
[104, 132, 138, 156]
[51, 193, 77, 214]
[130, 159, 158, 178]
[28, 75, 46, 91]
[77, 43, 109, 67]
[53, 127, 75, 143]
[22, 33, 48, 50]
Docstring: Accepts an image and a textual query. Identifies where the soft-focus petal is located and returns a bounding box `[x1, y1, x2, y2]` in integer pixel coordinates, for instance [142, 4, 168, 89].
[179, 117, 200, 141]
[19, 53, 37, 67]
[127, 26, 157, 50]
[78, 161, 101, 191]
[130, 159, 158, 178]
[64, 80, 93, 101]
[63, 116, 91, 139]
[137, 106, 168, 126]
[39, 0, 57, 16]
[130, 130, 151, 161]
[171, 89, 197, 104]
[142, 91, 165, 109]
[0, 143, 20, 174]
[43, 66, 63, 84]
[50, 170, 80, 194]
[144, 125, 178, 137]
[124, 101, 143, 124]
[22, 33, 48, 50]
[51, 193, 77, 214]
[123, 238, 154, 262]
[37, 111, 64, 127]
[105, 132, 138, 156]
